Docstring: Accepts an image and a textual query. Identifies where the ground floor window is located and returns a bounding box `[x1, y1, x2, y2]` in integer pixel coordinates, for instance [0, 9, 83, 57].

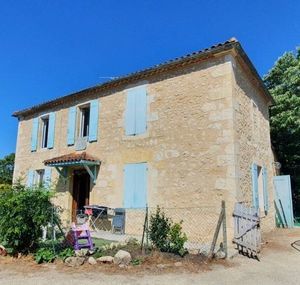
[251, 163, 269, 215]
[124, 162, 148, 208]
[27, 168, 52, 188]
[35, 169, 45, 187]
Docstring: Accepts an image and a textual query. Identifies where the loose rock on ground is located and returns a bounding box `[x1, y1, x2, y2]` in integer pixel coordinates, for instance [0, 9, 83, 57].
[97, 256, 114, 264]
[113, 250, 132, 266]
[64, 257, 85, 267]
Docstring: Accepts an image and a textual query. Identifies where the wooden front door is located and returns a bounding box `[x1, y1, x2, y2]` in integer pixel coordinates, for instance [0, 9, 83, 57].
[72, 170, 90, 222]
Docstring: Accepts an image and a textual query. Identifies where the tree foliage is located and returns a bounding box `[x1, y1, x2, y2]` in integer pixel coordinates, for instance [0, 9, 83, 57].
[264, 49, 300, 190]
[0, 153, 15, 185]
[0, 183, 60, 254]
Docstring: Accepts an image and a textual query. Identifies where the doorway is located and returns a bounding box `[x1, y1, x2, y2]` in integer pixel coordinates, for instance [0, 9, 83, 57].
[72, 169, 90, 222]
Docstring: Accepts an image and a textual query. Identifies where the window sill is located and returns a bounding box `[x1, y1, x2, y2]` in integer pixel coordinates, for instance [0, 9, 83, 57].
[122, 132, 149, 141]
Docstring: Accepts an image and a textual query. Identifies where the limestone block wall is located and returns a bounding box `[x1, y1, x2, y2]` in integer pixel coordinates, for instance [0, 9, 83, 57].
[13, 51, 276, 243]
[231, 56, 276, 233]
[14, 54, 236, 230]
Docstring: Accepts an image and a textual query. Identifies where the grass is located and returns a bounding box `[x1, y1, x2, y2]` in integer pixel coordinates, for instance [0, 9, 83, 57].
[92, 237, 114, 249]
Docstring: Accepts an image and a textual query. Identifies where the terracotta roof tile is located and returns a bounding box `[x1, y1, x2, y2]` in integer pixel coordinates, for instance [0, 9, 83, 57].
[44, 152, 100, 165]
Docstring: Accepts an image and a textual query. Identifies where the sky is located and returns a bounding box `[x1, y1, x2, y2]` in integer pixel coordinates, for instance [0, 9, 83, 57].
[0, 0, 299, 157]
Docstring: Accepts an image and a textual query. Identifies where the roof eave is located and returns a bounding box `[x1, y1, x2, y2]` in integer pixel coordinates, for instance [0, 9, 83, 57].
[12, 39, 274, 118]
[12, 40, 237, 119]
[233, 43, 275, 106]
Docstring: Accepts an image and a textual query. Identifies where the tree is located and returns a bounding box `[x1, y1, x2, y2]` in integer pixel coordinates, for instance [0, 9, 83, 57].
[263, 49, 300, 193]
[0, 153, 15, 185]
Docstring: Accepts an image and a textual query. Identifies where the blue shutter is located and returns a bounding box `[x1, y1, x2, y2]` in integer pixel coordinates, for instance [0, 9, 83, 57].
[47, 112, 56, 149]
[134, 163, 147, 208]
[124, 163, 148, 208]
[88, 99, 99, 142]
[67, 107, 77, 146]
[251, 163, 259, 210]
[26, 169, 35, 188]
[135, 86, 147, 135]
[124, 164, 135, 208]
[274, 175, 294, 227]
[262, 166, 269, 213]
[44, 167, 52, 189]
[125, 89, 136, 135]
[31, 118, 39, 151]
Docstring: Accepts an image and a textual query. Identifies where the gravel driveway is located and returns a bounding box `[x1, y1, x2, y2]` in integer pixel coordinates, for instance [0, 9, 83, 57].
[1, 228, 299, 285]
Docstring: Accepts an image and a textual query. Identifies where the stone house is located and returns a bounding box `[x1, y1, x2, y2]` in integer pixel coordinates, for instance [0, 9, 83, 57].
[13, 38, 276, 241]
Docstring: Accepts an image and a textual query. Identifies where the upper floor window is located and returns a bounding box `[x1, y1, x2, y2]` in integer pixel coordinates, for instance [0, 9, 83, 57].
[31, 112, 56, 152]
[67, 99, 99, 146]
[125, 85, 147, 136]
[41, 116, 49, 148]
[80, 105, 90, 138]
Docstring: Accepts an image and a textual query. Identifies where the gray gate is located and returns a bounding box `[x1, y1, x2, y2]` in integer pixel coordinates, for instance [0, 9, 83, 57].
[233, 203, 261, 257]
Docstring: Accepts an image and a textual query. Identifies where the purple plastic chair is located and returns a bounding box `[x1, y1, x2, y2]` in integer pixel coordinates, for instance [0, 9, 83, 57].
[71, 223, 94, 251]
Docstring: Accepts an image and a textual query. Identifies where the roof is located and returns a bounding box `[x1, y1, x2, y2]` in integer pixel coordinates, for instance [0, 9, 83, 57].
[13, 38, 274, 118]
[44, 152, 100, 166]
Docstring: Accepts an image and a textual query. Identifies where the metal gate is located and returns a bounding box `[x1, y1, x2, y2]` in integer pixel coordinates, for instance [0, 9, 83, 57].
[233, 203, 261, 257]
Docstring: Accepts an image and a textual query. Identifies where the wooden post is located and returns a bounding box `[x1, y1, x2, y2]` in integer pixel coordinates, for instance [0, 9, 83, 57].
[146, 205, 149, 252]
[141, 205, 148, 253]
[222, 201, 228, 258]
[208, 200, 225, 258]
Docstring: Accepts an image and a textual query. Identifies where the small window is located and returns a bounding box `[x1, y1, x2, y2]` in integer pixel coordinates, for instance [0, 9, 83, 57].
[256, 166, 265, 214]
[41, 116, 49, 148]
[35, 169, 45, 187]
[80, 106, 90, 138]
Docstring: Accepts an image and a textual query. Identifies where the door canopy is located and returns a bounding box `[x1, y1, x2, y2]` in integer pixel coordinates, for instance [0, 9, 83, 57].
[43, 152, 100, 184]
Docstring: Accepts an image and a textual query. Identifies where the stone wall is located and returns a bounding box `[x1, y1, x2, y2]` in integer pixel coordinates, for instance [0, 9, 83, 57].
[231, 55, 276, 233]
[13, 51, 275, 239]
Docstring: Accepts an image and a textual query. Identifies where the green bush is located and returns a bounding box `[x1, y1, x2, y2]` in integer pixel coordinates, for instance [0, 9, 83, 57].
[0, 184, 11, 192]
[57, 247, 74, 261]
[149, 207, 171, 252]
[149, 207, 187, 256]
[0, 183, 60, 254]
[34, 248, 56, 264]
[33, 240, 74, 264]
[168, 222, 188, 256]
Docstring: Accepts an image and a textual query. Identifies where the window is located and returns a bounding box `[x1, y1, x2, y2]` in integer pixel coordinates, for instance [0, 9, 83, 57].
[35, 169, 45, 187]
[256, 166, 265, 213]
[67, 100, 99, 145]
[41, 116, 49, 148]
[125, 85, 147, 136]
[80, 106, 90, 138]
[31, 113, 56, 152]
[124, 163, 148, 208]
[252, 163, 269, 215]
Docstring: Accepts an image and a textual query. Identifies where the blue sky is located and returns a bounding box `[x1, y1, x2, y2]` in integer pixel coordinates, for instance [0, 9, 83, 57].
[0, 0, 299, 157]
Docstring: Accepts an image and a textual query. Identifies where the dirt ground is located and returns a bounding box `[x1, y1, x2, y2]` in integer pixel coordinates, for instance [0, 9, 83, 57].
[0, 228, 300, 285]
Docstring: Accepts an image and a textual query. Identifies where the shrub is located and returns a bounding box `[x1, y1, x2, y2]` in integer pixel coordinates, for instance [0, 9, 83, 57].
[34, 248, 56, 264]
[168, 222, 188, 256]
[149, 207, 187, 256]
[57, 247, 74, 261]
[0, 183, 60, 255]
[0, 184, 12, 192]
[149, 207, 171, 252]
